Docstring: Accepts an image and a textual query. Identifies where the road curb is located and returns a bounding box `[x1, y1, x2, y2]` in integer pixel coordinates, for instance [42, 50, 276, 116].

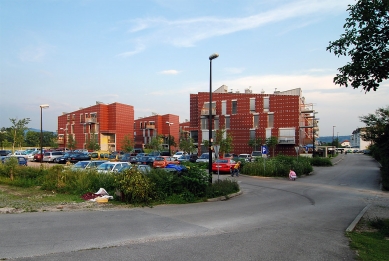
[207, 190, 242, 202]
[346, 204, 371, 232]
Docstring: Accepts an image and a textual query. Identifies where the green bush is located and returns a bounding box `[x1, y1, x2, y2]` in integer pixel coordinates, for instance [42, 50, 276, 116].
[206, 179, 239, 198]
[115, 168, 154, 205]
[241, 155, 313, 177]
[310, 157, 333, 166]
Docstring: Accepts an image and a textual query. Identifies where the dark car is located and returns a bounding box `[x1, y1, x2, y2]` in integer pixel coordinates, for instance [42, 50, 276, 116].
[0, 150, 12, 156]
[55, 152, 77, 164]
[189, 154, 198, 163]
[136, 156, 155, 166]
[1, 156, 28, 166]
[69, 153, 91, 163]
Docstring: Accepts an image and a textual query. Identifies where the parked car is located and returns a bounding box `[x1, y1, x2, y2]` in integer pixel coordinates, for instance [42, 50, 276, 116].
[172, 151, 185, 159]
[108, 153, 123, 162]
[238, 154, 251, 162]
[0, 150, 12, 156]
[189, 154, 198, 163]
[55, 152, 77, 164]
[177, 154, 191, 163]
[69, 152, 91, 163]
[96, 162, 129, 173]
[212, 158, 237, 174]
[251, 151, 262, 161]
[196, 153, 215, 163]
[43, 151, 64, 163]
[153, 156, 179, 168]
[116, 164, 151, 174]
[90, 151, 110, 161]
[1, 156, 28, 166]
[71, 160, 107, 170]
[136, 156, 156, 166]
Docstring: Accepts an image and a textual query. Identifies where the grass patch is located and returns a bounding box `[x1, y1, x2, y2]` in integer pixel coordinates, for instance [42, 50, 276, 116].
[347, 217, 389, 261]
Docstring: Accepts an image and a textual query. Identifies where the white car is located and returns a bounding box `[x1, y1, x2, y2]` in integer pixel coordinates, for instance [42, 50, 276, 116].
[96, 162, 130, 173]
[238, 154, 251, 162]
[172, 151, 185, 159]
[196, 153, 215, 163]
[43, 151, 64, 162]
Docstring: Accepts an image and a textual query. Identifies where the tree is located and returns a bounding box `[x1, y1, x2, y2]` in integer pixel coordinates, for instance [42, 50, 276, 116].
[179, 136, 196, 155]
[25, 131, 40, 147]
[266, 136, 278, 157]
[214, 128, 233, 158]
[248, 137, 263, 151]
[326, 0, 389, 92]
[86, 133, 100, 151]
[359, 106, 389, 190]
[147, 136, 163, 151]
[9, 118, 30, 152]
[120, 134, 134, 153]
[67, 134, 77, 150]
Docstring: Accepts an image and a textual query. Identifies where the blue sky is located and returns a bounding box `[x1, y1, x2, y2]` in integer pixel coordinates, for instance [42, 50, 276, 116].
[1, 0, 388, 137]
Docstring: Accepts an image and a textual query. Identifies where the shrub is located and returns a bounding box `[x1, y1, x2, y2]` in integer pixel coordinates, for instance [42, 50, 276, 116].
[310, 157, 333, 166]
[115, 168, 154, 205]
[206, 179, 239, 198]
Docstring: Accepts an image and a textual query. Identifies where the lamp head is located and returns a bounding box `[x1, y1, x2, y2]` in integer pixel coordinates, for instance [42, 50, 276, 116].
[209, 53, 219, 60]
[40, 104, 49, 109]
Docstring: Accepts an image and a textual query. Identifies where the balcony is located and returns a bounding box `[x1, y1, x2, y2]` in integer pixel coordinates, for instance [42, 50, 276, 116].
[57, 139, 64, 145]
[145, 124, 155, 129]
[278, 136, 295, 144]
[107, 139, 115, 143]
[200, 108, 216, 116]
[85, 117, 97, 124]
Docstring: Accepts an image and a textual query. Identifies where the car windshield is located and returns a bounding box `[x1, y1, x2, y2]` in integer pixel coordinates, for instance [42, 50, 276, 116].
[97, 163, 114, 170]
[216, 159, 228, 163]
[252, 151, 261, 156]
[200, 154, 208, 159]
[73, 161, 89, 168]
[155, 157, 164, 161]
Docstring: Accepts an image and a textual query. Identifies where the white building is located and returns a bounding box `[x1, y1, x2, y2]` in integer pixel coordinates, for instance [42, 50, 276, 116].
[350, 128, 371, 150]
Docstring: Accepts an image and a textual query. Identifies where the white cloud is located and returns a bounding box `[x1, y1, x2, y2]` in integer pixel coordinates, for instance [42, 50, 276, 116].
[19, 46, 47, 62]
[126, 0, 350, 48]
[225, 67, 245, 74]
[158, 69, 180, 75]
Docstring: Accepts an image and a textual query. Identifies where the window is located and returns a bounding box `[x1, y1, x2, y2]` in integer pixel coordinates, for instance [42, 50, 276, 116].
[201, 117, 208, 130]
[71, 124, 74, 134]
[253, 114, 259, 129]
[232, 100, 237, 114]
[222, 101, 226, 115]
[72, 114, 75, 120]
[266, 128, 272, 139]
[264, 97, 269, 112]
[67, 114, 70, 121]
[140, 122, 143, 129]
[83, 125, 86, 134]
[80, 113, 83, 123]
[250, 129, 256, 140]
[214, 116, 219, 130]
[225, 115, 230, 129]
[267, 113, 274, 128]
[250, 98, 255, 112]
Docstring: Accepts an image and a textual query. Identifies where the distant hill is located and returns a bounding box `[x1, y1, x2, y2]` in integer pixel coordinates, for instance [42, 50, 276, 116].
[26, 128, 56, 133]
[317, 136, 350, 144]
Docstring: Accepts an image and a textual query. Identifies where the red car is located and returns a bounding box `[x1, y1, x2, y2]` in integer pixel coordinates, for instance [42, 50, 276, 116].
[153, 156, 179, 168]
[212, 158, 237, 174]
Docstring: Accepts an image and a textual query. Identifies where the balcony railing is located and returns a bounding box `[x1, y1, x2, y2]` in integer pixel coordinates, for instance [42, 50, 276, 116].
[57, 139, 64, 145]
[145, 124, 155, 129]
[278, 136, 295, 144]
[85, 117, 97, 124]
[200, 108, 216, 116]
[107, 139, 115, 143]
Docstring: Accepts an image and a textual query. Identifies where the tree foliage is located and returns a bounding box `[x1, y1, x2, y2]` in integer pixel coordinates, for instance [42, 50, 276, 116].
[248, 137, 263, 151]
[120, 134, 134, 153]
[214, 128, 233, 157]
[86, 133, 100, 151]
[327, 0, 389, 92]
[9, 118, 30, 152]
[359, 106, 389, 190]
[179, 136, 196, 155]
[266, 136, 278, 157]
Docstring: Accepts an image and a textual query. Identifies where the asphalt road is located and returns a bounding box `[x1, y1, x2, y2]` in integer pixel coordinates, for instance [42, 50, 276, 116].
[1, 154, 386, 261]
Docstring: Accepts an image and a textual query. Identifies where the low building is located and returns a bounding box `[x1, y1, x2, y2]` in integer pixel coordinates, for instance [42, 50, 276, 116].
[188, 86, 317, 156]
[57, 102, 134, 152]
[350, 128, 371, 149]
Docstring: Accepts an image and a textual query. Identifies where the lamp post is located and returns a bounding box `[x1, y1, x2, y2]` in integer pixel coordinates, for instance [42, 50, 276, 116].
[208, 53, 219, 182]
[332, 125, 336, 146]
[40, 104, 49, 163]
[166, 121, 173, 156]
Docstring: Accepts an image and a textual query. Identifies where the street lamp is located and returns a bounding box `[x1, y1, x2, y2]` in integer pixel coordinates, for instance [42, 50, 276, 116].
[332, 125, 336, 146]
[40, 104, 49, 163]
[209, 53, 219, 182]
[166, 121, 173, 156]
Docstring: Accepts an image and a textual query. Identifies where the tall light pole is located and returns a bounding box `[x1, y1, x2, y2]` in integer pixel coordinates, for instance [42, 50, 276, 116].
[40, 104, 49, 163]
[209, 53, 219, 182]
[166, 121, 173, 156]
[332, 125, 336, 146]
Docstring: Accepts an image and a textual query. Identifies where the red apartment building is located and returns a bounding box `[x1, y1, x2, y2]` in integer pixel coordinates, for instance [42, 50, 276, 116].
[57, 102, 134, 152]
[187, 86, 317, 156]
[134, 114, 179, 151]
